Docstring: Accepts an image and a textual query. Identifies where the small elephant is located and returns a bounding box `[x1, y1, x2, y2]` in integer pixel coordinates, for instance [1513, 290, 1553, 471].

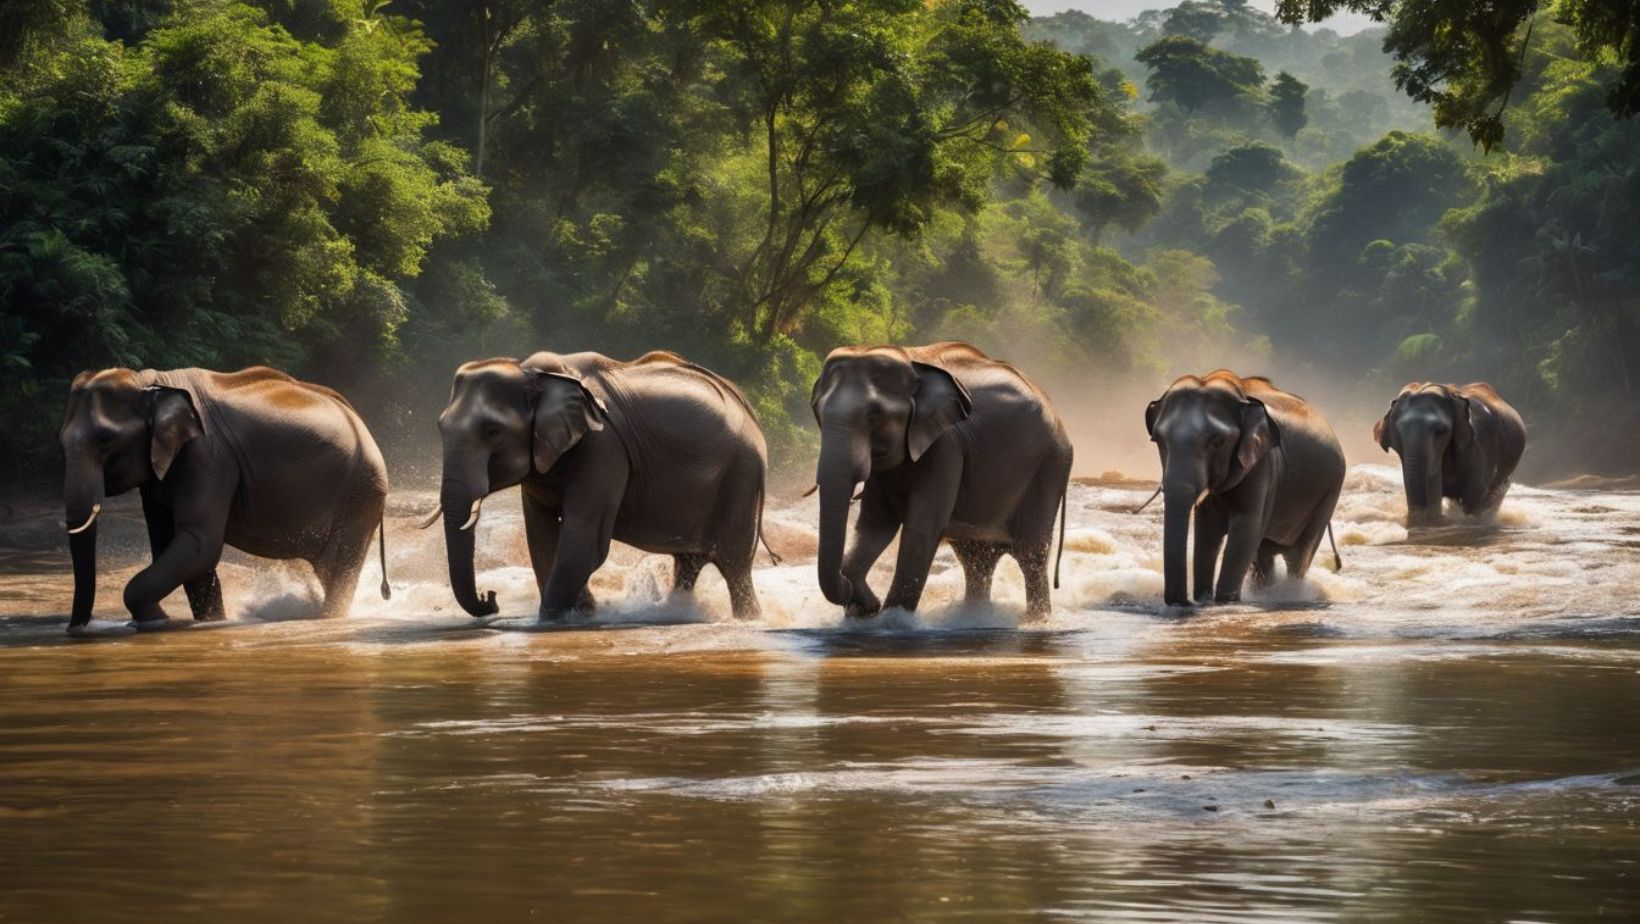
[1145, 371, 1345, 607]
[432, 350, 768, 620]
[60, 367, 390, 631]
[810, 342, 1072, 619]
[1372, 382, 1525, 525]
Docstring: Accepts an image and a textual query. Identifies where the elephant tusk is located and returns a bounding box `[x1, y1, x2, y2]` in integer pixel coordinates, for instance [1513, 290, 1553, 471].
[66, 503, 101, 535]
[417, 507, 443, 530]
[459, 497, 483, 531]
[800, 484, 818, 498]
[851, 485, 865, 503]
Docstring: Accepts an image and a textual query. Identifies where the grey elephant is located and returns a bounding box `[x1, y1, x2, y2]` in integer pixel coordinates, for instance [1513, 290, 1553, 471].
[60, 367, 390, 632]
[1372, 382, 1526, 525]
[811, 342, 1072, 619]
[1145, 371, 1344, 607]
[430, 350, 768, 620]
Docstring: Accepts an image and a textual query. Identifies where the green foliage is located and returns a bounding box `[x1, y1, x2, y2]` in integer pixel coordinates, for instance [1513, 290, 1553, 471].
[1266, 71, 1308, 138]
[1136, 35, 1265, 112]
[8, 0, 1640, 479]
[1275, 0, 1640, 150]
[0, 0, 487, 471]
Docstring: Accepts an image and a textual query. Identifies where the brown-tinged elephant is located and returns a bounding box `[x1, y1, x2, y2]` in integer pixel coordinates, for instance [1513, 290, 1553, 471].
[1372, 382, 1526, 526]
[431, 350, 768, 621]
[60, 367, 390, 632]
[810, 342, 1072, 619]
[1145, 371, 1344, 607]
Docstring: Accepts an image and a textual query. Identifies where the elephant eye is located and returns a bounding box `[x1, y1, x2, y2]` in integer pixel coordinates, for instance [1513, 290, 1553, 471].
[867, 411, 881, 425]
[483, 424, 503, 441]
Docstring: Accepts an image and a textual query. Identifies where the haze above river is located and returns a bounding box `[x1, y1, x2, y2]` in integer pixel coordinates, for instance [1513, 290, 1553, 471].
[2, 464, 1636, 921]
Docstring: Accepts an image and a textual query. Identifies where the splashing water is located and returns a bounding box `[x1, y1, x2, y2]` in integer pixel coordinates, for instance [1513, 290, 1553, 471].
[0, 463, 1637, 922]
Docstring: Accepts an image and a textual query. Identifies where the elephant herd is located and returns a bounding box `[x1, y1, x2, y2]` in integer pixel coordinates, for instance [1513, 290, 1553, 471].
[56, 343, 1526, 633]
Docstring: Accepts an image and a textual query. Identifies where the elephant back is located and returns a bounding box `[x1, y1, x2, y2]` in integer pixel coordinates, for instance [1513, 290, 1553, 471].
[575, 353, 766, 484]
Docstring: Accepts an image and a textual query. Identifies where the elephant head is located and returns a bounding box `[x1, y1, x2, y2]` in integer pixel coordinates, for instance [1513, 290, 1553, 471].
[59, 370, 204, 627]
[1374, 384, 1472, 525]
[1144, 374, 1279, 606]
[808, 349, 971, 607]
[434, 359, 607, 616]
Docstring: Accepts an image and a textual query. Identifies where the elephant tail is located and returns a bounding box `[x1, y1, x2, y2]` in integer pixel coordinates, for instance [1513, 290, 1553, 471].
[378, 518, 392, 600]
[1053, 480, 1068, 590]
[757, 484, 782, 567]
[1327, 521, 1342, 572]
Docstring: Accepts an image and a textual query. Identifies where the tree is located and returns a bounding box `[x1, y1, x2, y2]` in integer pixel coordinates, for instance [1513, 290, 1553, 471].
[0, 0, 488, 471]
[673, 0, 1115, 343]
[1135, 34, 1265, 112]
[1274, 0, 1640, 150]
[1161, 2, 1227, 43]
[1266, 70, 1308, 137]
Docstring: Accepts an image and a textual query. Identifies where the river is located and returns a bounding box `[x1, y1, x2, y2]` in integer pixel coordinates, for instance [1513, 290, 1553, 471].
[1, 464, 1636, 921]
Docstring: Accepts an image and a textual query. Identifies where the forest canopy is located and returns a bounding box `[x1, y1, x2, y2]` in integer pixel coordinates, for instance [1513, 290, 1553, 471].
[4, 0, 1640, 479]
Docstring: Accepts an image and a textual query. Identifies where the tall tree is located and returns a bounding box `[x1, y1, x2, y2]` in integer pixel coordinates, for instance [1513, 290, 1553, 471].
[1274, 0, 1640, 150]
[1266, 70, 1307, 137]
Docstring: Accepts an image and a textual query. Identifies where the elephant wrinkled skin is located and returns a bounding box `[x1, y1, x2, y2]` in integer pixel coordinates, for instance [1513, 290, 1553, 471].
[435, 350, 768, 621]
[810, 342, 1073, 619]
[1145, 371, 1345, 607]
[1373, 382, 1526, 526]
[60, 367, 390, 631]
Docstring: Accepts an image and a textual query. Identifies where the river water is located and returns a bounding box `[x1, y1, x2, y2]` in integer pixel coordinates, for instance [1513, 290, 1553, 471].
[1, 464, 1637, 922]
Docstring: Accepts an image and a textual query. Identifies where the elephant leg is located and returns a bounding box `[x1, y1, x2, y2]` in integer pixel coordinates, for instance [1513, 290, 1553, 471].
[951, 540, 1005, 602]
[521, 490, 562, 599]
[840, 491, 899, 617]
[123, 521, 225, 624]
[541, 500, 618, 620]
[883, 470, 960, 613]
[715, 557, 762, 621]
[1213, 511, 1264, 604]
[672, 554, 709, 593]
[141, 488, 224, 621]
[1251, 541, 1279, 589]
[1014, 542, 1053, 620]
[1193, 500, 1229, 603]
[1289, 484, 1342, 579]
[313, 551, 365, 619]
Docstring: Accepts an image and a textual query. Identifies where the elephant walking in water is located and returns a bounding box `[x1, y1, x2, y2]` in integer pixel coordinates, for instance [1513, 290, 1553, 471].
[1145, 371, 1345, 607]
[431, 351, 768, 621]
[810, 342, 1073, 619]
[60, 367, 390, 632]
[1372, 382, 1526, 526]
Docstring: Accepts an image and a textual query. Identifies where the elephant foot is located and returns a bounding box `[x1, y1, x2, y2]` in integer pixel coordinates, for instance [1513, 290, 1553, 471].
[192, 609, 226, 622]
[129, 615, 172, 632]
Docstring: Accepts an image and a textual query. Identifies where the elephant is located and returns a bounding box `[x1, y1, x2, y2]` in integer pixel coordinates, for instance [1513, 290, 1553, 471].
[810, 342, 1072, 619]
[60, 367, 390, 632]
[1372, 382, 1526, 525]
[1144, 371, 1345, 607]
[430, 350, 768, 621]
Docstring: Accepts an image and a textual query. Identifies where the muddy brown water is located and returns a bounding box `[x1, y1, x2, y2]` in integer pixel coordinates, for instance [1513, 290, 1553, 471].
[1, 464, 1637, 922]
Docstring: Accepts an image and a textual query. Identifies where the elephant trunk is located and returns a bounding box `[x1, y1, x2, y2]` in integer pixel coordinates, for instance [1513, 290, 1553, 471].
[64, 453, 104, 628]
[815, 420, 868, 607]
[440, 460, 498, 617]
[1160, 449, 1204, 607]
[1403, 444, 1443, 526]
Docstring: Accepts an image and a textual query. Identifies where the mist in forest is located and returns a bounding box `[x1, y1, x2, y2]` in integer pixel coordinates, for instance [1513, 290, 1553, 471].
[4, 0, 1638, 490]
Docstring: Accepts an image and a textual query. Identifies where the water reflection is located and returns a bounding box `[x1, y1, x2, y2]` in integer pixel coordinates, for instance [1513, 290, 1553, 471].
[0, 467, 1638, 921]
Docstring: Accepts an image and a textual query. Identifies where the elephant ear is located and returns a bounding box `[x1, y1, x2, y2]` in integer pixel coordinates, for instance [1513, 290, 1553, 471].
[530, 371, 608, 475]
[1225, 399, 1280, 490]
[1451, 394, 1475, 450]
[1144, 399, 1162, 439]
[907, 361, 973, 462]
[1373, 399, 1397, 452]
[146, 386, 203, 481]
[808, 364, 832, 426]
